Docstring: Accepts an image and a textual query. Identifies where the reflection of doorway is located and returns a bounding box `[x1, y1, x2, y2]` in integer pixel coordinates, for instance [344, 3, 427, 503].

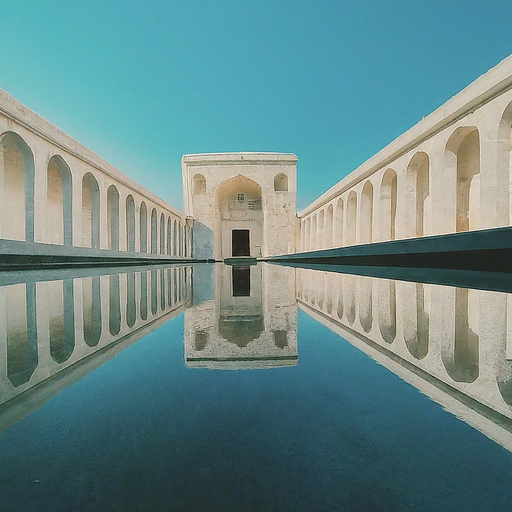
[232, 229, 250, 256]
[232, 266, 251, 296]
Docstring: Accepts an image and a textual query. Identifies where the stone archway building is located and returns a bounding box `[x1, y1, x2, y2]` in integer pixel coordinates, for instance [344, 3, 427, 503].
[182, 152, 297, 260]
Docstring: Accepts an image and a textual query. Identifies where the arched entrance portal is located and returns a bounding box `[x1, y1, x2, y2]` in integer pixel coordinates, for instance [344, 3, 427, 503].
[214, 175, 263, 260]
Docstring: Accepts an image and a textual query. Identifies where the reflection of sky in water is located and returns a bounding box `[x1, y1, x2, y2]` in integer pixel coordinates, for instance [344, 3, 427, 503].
[1, 263, 512, 510]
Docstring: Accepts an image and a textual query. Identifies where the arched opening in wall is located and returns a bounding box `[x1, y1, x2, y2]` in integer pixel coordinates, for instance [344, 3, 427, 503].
[378, 279, 396, 343]
[380, 169, 397, 241]
[301, 219, 306, 251]
[82, 276, 101, 347]
[178, 223, 183, 257]
[498, 102, 512, 227]
[173, 219, 178, 256]
[403, 282, 429, 359]
[139, 202, 148, 253]
[160, 213, 165, 254]
[346, 192, 357, 245]
[6, 283, 37, 387]
[335, 198, 344, 247]
[167, 217, 172, 255]
[406, 153, 429, 237]
[49, 280, 75, 363]
[150, 208, 158, 254]
[445, 127, 480, 232]
[214, 174, 263, 259]
[312, 214, 318, 250]
[107, 185, 120, 251]
[326, 204, 333, 248]
[193, 173, 206, 195]
[318, 210, 325, 249]
[47, 155, 72, 246]
[274, 173, 288, 191]
[442, 287, 479, 382]
[360, 181, 373, 243]
[306, 217, 312, 251]
[109, 274, 121, 336]
[126, 195, 136, 252]
[0, 132, 35, 242]
[81, 173, 100, 249]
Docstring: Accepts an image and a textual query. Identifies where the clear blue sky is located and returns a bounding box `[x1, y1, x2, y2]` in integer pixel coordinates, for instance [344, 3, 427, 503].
[0, 1, 511, 210]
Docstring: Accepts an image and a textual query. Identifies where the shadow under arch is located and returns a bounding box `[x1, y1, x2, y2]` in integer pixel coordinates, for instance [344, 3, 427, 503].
[47, 155, 73, 246]
[0, 131, 35, 242]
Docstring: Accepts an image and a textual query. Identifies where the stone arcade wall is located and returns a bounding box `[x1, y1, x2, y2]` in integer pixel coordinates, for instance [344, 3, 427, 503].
[0, 89, 191, 264]
[298, 54, 512, 254]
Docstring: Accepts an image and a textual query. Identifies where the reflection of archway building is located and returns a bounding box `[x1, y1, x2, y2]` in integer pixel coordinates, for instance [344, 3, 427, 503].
[182, 153, 297, 260]
[184, 264, 298, 369]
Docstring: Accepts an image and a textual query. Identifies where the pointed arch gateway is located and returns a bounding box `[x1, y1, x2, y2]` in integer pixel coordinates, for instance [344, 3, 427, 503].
[214, 174, 263, 260]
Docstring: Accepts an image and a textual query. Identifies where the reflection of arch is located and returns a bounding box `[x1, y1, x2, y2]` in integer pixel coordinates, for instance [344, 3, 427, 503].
[107, 185, 120, 251]
[139, 201, 148, 253]
[140, 271, 148, 320]
[380, 169, 397, 240]
[82, 173, 100, 249]
[406, 153, 429, 237]
[7, 283, 37, 387]
[126, 272, 136, 328]
[442, 288, 479, 382]
[274, 173, 288, 191]
[379, 280, 396, 343]
[214, 174, 263, 259]
[151, 208, 158, 254]
[47, 155, 72, 245]
[109, 274, 121, 336]
[346, 192, 357, 245]
[359, 277, 372, 333]
[193, 173, 206, 194]
[49, 280, 75, 363]
[151, 270, 158, 315]
[0, 131, 35, 242]
[83, 276, 101, 347]
[403, 283, 429, 359]
[344, 275, 356, 325]
[160, 269, 166, 310]
[360, 181, 373, 243]
[126, 195, 136, 252]
[445, 127, 480, 232]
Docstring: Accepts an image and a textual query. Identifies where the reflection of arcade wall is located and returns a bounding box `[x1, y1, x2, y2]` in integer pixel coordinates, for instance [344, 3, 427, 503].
[185, 264, 298, 369]
[0, 266, 192, 428]
[296, 268, 512, 449]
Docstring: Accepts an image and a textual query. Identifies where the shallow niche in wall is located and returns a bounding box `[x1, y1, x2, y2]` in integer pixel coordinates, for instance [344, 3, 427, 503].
[193, 174, 206, 195]
[274, 173, 288, 192]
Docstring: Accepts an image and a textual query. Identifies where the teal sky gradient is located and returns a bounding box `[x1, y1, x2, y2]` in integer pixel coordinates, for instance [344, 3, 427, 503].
[0, 1, 511, 209]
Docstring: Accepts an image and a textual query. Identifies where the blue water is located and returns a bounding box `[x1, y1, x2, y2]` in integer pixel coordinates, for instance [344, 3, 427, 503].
[1, 306, 512, 511]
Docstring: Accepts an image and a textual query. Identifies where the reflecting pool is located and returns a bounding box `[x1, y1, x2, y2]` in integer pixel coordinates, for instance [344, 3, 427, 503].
[1, 263, 512, 511]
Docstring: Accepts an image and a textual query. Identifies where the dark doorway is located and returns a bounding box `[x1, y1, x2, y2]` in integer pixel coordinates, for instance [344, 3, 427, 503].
[232, 229, 250, 256]
[232, 266, 251, 297]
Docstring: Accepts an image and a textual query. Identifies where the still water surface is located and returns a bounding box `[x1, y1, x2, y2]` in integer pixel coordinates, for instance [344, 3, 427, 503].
[1, 263, 512, 511]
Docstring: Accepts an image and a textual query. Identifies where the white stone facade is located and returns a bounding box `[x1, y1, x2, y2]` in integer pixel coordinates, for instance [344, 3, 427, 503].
[182, 152, 297, 259]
